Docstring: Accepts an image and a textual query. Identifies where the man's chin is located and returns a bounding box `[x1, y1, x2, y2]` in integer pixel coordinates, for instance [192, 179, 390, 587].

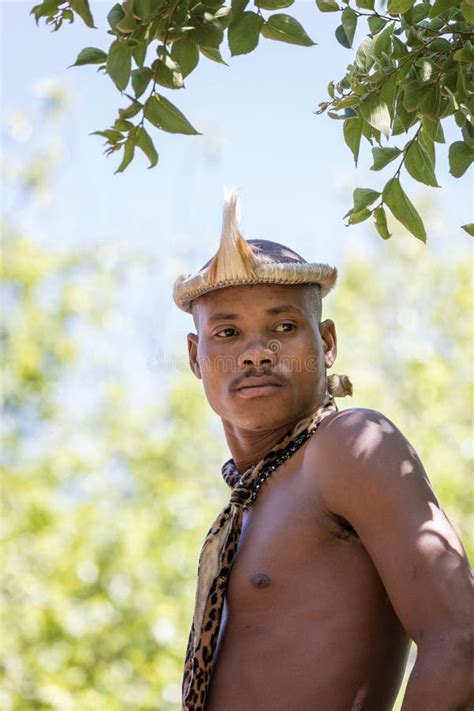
[220, 394, 302, 432]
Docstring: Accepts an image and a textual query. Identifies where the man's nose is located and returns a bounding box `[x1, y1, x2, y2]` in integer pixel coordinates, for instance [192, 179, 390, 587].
[237, 341, 277, 370]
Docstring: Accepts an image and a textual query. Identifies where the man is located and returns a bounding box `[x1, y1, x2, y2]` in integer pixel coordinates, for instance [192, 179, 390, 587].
[173, 189, 474, 711]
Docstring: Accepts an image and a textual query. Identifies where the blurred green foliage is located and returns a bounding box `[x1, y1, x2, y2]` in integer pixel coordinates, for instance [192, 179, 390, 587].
[1, 227, 227, 710]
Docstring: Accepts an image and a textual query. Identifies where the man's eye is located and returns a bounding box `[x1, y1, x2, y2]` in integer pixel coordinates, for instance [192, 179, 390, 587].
[215, 327, 237, 338]
[275, 323, 296, 332]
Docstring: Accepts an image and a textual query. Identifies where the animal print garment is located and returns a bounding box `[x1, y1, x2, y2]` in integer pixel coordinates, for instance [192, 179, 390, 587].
[181, 392, 338, 711]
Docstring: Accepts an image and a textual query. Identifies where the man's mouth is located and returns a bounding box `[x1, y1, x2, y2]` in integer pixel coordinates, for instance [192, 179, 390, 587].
[233, 376, 284, 398]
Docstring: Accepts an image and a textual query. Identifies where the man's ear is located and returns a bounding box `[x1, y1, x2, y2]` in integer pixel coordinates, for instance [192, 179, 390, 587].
[320, 319, 337, 369]
[187, 333, 202, 379]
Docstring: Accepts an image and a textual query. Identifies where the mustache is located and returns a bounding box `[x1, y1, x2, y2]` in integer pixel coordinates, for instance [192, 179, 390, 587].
[230, 370, 288, 390]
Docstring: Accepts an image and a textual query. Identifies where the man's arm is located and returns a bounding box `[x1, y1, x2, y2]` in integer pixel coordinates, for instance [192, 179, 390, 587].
[311, 407, 474, 711]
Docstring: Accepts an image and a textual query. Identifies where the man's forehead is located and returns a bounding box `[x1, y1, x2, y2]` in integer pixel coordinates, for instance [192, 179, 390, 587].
[206, 303, 307, 324]
[192, 283, 313, 322]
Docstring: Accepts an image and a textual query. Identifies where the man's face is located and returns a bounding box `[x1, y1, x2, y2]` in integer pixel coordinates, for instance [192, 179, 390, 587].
[187, 283, 337, 431]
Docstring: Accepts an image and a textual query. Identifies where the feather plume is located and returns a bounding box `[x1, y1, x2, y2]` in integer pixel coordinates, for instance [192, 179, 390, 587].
[206, 187, 261, 284]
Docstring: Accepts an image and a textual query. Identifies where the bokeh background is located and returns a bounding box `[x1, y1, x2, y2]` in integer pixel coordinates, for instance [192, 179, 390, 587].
[1, 1, 473, 709]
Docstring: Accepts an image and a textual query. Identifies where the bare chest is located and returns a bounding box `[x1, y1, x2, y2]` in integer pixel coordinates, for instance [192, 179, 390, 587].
[206, 451, 410, 711]
[224, 454, 382, 616]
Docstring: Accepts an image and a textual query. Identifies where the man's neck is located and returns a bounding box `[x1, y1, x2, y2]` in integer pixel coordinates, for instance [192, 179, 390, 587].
[222, 401, 325, 474]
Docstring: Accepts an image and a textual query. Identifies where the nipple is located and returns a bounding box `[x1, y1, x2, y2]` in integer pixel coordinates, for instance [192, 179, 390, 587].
[251, 572, 271, 588]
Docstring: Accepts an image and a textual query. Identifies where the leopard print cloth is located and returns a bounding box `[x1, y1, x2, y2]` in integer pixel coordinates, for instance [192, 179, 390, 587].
[182, 393, 338, 710]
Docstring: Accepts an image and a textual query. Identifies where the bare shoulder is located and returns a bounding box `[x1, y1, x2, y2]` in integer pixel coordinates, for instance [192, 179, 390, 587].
[304, 405, 437, 509]
[304, 407, 473, 652]
[313, 405, 421, 462]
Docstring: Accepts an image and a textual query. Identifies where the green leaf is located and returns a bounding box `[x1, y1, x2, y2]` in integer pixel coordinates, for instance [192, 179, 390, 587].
[133, 0, 151, 20]
[380, 71, 400, 111]
[461, 223, 474, 236]
[374, 206, 392, 239]
[30, 1, 61, 24]
[422, 117, 445, 144]
[395, 101, 417, 133]
[256, 0, 294, 8]
[232, 0, 250, 16]
[171, 38, 200, 78]
[453, 41, 474, 63]
[347, 207, 372, 225]
[462, 123, 474, 150]
[360, 93, 391, 137]
[392, 35, 409, 58]
[152, 58, 184, 90]
[373, 23, 394, 58]
[419, 86, 440, 119]
[228, 12, 264, 56]
[91, 129, 124, 142]
[402, 82, 422, 112]
[355, 37, 375, 70]
[344, 188, 380, 219]
[71, 47, 107, 67]
[419, 131, 435, 167]
[131, 67, 153, 98]
[335, 24, 351, 49]
[356, 0, 374, 9]
[461, 1, 474, 20]
[411, 3, 430, 21]
[428, 37, 451, 53]
[448, 141, 474, 178]
[145, 94, 201, 135]
[200, 46, 229, 65]
[115, 4, 138, 33]
[387, 0, 415, 12]
[404, 137, 439, 187]
[353, 188, 380, 211]
[107, 41, 133, 91]
[212, 3, 232, 27]
[114, 135, 135, 173]
[119, 98, 143, 119]
[343, 116, 363, 165]
[107, 3, 125, 30]
[340, 7, 357, 48]
[383, 177, 426, 242]
[261, 14, 315, 46]
[133, 42, 147, 68]
[135, 126, 158, 168]
[316, 0, 340, 11]
[333, 96, 360, 111]
[70, 0, 95, 27]
[189, 21, 223, 49]
[429, 0, 458, 17]
[113, 118, 134, 131]
[368, 16, 387, 34]
[370, 146, 401, 170]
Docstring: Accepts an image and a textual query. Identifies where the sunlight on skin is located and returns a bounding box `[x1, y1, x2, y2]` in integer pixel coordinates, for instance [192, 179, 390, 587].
[400, 459, 415, 477]
[343, 414, 396, 461]
[417, 504, 468, 561]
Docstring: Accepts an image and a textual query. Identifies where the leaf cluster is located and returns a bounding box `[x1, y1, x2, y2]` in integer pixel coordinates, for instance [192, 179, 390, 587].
[32, 0, 316, 172]
[316, 0, 473, 240]
[30, 0, 473, 241]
